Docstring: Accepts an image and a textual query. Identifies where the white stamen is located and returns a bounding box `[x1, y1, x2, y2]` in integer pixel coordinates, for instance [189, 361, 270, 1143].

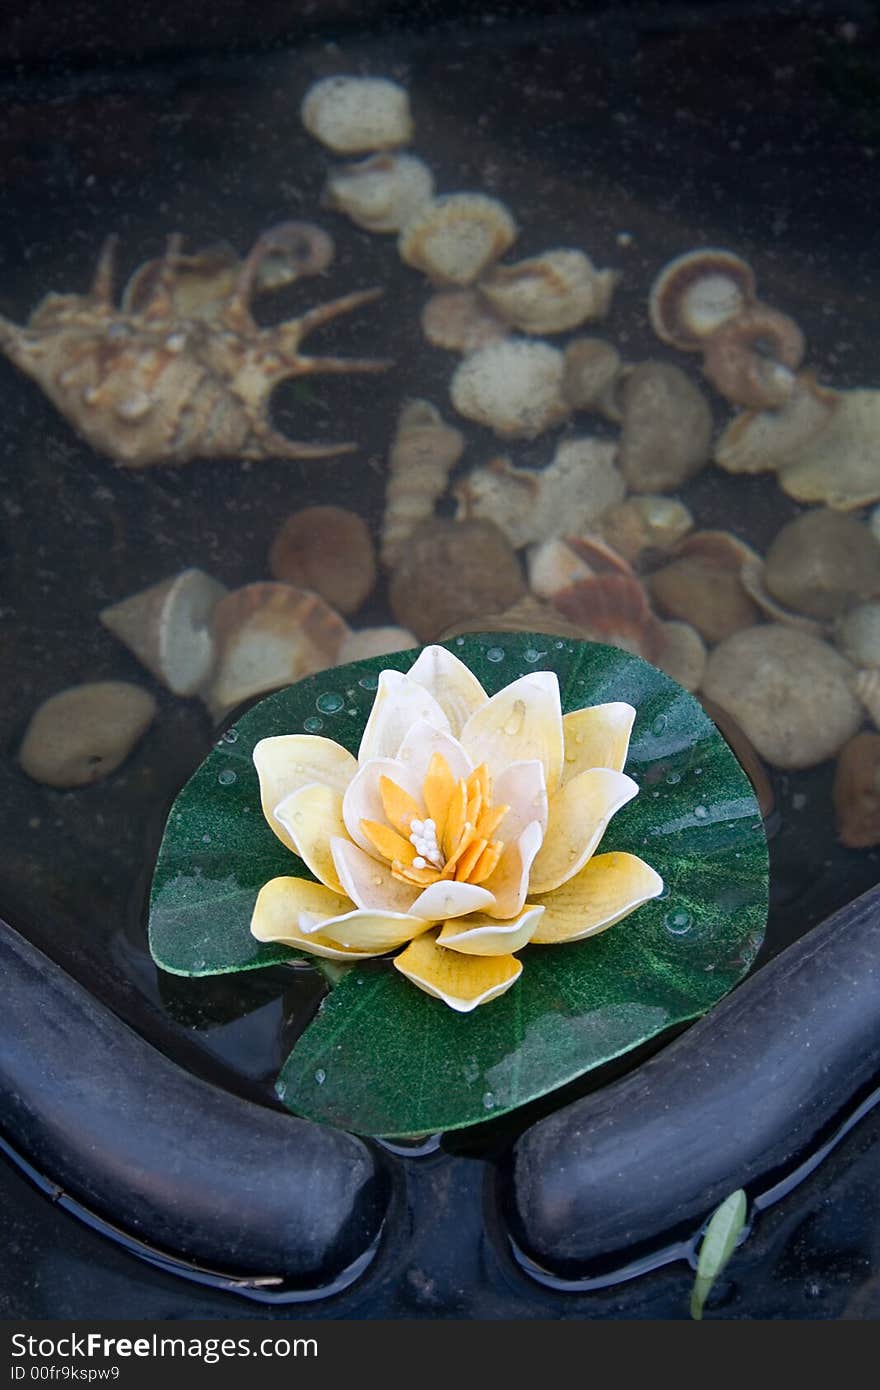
[410, 818, 424, 835]
[412, 856, 427, 869]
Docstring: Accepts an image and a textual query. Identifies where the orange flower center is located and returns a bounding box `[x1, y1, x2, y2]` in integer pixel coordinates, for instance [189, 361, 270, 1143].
[360, 752, 508, 889]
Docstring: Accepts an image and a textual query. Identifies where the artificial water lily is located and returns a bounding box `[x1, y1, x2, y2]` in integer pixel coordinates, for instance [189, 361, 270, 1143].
[250, 644, 663, 1011]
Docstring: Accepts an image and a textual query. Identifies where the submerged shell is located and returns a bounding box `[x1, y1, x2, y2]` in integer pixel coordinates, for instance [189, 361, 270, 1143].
[206, 583, 349, 721]
[527, 537, 595, 600]
[777, 389, 880, 510]
[854, 668, 880, 730]
[599, 494, 694, 564]
[438, 595, 587, 643]
[399, 194, 517, 286]
[714, 375, 838, 475]
[618, 361, 713, 491]
[479, 250, 618, 334]
[455, 438, 624, 549]
[762, 510, 880, 621]
[450, 338, 568, 438]
[380, 399, 465, 569]
[833, 733, 880, 849]
[324, 152, 434, 233]
[268, 506, 377, 615]
[100, 567, 227, 696]
[421, 289, 509, 353]
[648, 536, 761, 645]
[656, 620, 707, 692]
[19, 681, 156, 788]
[549, 572, 662, 661]
[388, 519, 526, 642]
[561, 337, 623, 418]
[702, 304, 805, 410]
[338, 626, 418, 663]
[701, 625, 862, 770]
[836, 602, 880, 669]
[649, 248, 756, 351]
[301, 76, 413, 153]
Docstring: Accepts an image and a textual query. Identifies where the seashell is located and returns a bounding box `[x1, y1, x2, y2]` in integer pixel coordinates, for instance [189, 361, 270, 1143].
[549, 572, 663, 662]
[450, 338, 568, 438]
[338, 626, 418, 663]
[702, 304, 805, 410]
[301, 76, 413, 153]
[323, 152, 434, 233]
[100, 567, 227, 696]
[598, 494, 693, 565]
[380, 399, 465, 569]
[738, 551, 825, 637]
[399, 193, 517, 287]
[699, 695, 775, 821]
[762, 509, 880, 621]
[701, 624, 862, 770]
[205, 583, 350, 722]
[854, 668, 880, 730]
[833, 732, 880, 848]
[870, 503, 880, 546]
[656, 620, 707, 693]
[268, 505, 377, 616]
[777, 388, 880, 510]
[836, 602, 880, 669]
[388, 519, 526, 643]
[714, 374, 838, 475]
[648, 248, 757, 351]
[563, 532, 639, 578]
[420, 289, 509, 354]
[454, 437, 623, 549]
[646, 530, 761, 645]
[438, 595, 595, 643]
[19, 682, 156, 788]
[478, 250, 618, 335]
[618, 361, 713, 491]
[527, 537, 595, 600]
[561, 337, 623, 419]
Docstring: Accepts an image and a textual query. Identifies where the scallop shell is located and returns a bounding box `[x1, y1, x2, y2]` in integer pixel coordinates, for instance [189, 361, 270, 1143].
[714, 374, 838, 475]
[268, 506, 377, 616]
[205, 583, 349, 721]
[647, 531, 762, 645]
[399, 193, 517, 286]
[649, 248, 757, 351]
[380, 399, 465, 569]
[100, 567, 227, 696]
[738, 552, 825, 637]
[437, 595, 587, 643]
[777, 389, 880, 510]
[527, 537, 595, 600]
[421, 289, 509, 354]
[549, 572, 663, 661]
[598, 495, 694, 564]
[479, 250, 618, 334]
[324, 152, 434, 233]
[450, 338, 569, 438]
[301, 76, 413, 153]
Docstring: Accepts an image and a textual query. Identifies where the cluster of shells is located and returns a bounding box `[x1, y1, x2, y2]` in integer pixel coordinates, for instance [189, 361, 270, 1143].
[19, 75, 880, 850]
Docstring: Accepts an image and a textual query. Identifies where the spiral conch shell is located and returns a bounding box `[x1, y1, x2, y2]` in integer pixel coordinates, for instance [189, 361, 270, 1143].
[380, 400, 465, 569]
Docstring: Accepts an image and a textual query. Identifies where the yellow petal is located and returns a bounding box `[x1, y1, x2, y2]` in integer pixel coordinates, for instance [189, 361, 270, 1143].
[437, 904, 545, 956]
[394, 930, 522, 1011]
[442, 778, 468, 860]
[274, 783, 347, 894]
[254, 735, 357, 853]
[461, 672, 564, 793]
[561, 704, 636, 780]
[470, 840, 503, 883]
[358, 670, 450, 762]
[454, 836, 488, 882]
[531, 852, 664, 944]
[250, 877, 373, 959]
[527, 769, 640, 895]
[360, 817, 416, 865]
[379, 775, 423, 838]
[305, 907, 433, 952]
[406, 645, 488, 736]
[423, 750, 456, 842]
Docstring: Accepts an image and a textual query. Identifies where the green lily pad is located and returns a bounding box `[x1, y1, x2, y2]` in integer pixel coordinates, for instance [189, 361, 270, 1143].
[149, 633, 768, 1137]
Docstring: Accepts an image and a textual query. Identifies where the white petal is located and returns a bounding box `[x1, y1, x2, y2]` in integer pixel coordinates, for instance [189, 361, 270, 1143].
[341, 756, 424, 853]
[561, 703, 636, 781]
[406, 645, 488, 736]
[461, 671, 564, 793]
[409, 879, 495, 920]
[301, 907, 432, 952]
[330, 836, 421, 914]
[393, 719, 473, 786]
[273, 783, 347, 894]
[253, 734, 357, 853]
[494, 759, 548, 840]
[358, 670, 450, 762]
[528, 768, 640, 895]
[482, 820, 544, 919]
[437, 904, 545, 956]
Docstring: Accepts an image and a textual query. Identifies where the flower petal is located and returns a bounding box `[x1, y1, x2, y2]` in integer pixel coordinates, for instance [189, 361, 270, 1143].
[409, 879, 495, 920]
[531, 851, 664, 944]
[406, 645, 488, 736]
[528, 769, 640, 895]
[250, 877, 375, 959]
[341, 757, 424, 854]
[303, 907, 432, 952]
[331, 836, 421, 914]
[253, 735, 357, 853]
[358, 670, 450, 762]
[460, 672, 564, 793]
[274, 783, 348, 894]
[394, 930, 522, 1011]
[482, 820, 544, 919]
[393, 719, 473, 787]
[494, 759, 548, 840]
[437, 904, 545, 956]
[561, 703, 636, 780]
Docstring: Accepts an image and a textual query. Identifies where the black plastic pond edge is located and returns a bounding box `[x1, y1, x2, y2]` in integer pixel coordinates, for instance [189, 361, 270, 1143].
[507, 880, 880, 1282]
[0, 918, 393, 1298]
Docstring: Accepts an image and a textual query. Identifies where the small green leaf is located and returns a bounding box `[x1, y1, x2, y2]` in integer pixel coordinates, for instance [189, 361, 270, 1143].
[690, 1188, 748, 1320]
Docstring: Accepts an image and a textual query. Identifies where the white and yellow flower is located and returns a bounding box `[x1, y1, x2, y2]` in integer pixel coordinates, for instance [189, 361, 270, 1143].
[250, 645, 663, 1011]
